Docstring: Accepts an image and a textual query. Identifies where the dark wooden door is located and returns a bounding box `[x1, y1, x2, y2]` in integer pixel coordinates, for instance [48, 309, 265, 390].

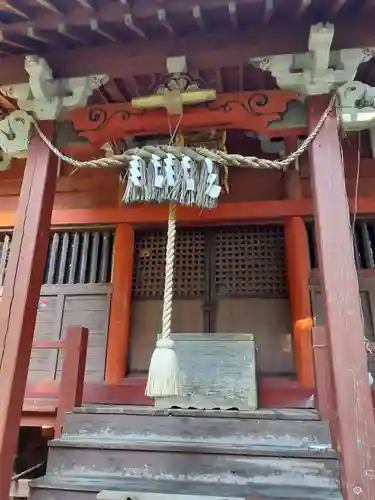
[0, 229, 114, 383]
[129, 225, 294, 377]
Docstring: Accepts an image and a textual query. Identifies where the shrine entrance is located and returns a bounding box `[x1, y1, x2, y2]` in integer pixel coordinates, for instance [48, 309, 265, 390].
[129, 224, 295, 382]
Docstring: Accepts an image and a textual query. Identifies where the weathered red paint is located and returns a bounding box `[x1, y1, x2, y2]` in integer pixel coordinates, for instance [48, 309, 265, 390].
[0, 122, 58, 500]
[308, 95, 375, 500]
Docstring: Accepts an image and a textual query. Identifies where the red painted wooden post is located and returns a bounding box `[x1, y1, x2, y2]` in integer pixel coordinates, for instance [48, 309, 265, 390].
[285, 216, 315, 388]
[308, 96, 375, 500]
[105, 224, 134, 383]
[55, 326, 89, 437]
[0, 122, 58, 500]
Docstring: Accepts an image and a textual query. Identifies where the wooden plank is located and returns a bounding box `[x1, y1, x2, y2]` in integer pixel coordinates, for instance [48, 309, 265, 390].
[285, 217, 314, 387]
[99, 231, 111, 283]
[89, 231, 100, 283]
[0, 121, 58, 500]
[62, 410, 332, 450]
[105, 224, 134, 383]
[308, 95, 375, 500]
[58, 232, 70, 284]
[312, 326, 338, 445]
[46, 447, 341, 494]
[2, 197, 375, 230]
[47, 232, 60, 284]
[79, 232, 90, 283]
[68, 232, 80, 284]
[98, 493, 245, 500]
[0, 234, 10, 286]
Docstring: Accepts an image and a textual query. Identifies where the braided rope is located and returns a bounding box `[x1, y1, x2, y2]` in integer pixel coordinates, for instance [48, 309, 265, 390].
[161, 203, 176, 340]
[31, 95, 336, 170]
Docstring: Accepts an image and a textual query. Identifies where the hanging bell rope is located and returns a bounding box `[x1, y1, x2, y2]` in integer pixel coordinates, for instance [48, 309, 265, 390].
[30, 94, 336, 171]
[145, 203, 181, 397]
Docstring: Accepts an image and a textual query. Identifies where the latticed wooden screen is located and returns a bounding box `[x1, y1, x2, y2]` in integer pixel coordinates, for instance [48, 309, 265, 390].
[0, 230, 114, 286]
[132, 229, 205, 298]
[132, 225, 287, 299]
[307, 219, 375, 270]
[214, 225, 288, 298]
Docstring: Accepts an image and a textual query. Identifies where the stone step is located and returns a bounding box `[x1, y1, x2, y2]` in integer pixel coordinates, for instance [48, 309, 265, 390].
[49, 437, 336, 458]
[29, 474, 343, 500]
[63, 408, 331, 452]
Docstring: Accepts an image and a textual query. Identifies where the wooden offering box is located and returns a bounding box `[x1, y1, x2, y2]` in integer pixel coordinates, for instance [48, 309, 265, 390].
[155, 333, 257, 410]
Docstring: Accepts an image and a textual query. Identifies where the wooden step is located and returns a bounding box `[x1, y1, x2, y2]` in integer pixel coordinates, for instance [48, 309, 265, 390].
[29, 474, 343, 500]
[45, 443, 340, 488]
[63, 409, 331, 452]
[72, 406, 321, 420]
[49, 436, 337, 458]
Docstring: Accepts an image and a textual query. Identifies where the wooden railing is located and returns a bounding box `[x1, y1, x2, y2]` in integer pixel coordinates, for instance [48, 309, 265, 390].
[31, 326, 89, 437]
[10, 326, 88, 498]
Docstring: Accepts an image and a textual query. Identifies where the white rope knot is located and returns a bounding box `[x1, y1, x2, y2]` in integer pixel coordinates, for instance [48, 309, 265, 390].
[156, 338, 175, 349]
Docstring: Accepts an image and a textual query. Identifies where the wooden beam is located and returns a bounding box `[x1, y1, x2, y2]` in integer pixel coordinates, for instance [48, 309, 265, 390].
[66, 91, 303, 145]
[264, 0, 274, 23]
[0, 121, 58, 500]
[1, 195, 375, 229]
[157, 9, 175, 35]
[329, 0, 348, 15]
[105, 224, 134, 383]
[228, 2, 238, 28]
[308, 95, 375, 500]
[124, 13, 146, 38]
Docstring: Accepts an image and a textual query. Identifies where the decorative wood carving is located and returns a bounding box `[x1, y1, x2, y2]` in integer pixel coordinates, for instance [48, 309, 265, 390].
[337, 80, 375, 131]
[252, 23, 375, 96]
[1, 56, 108, 120]
[65, 90, 302, 147]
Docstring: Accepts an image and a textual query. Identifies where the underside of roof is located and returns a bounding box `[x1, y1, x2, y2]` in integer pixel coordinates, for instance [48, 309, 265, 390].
[1, 0, 375, 106]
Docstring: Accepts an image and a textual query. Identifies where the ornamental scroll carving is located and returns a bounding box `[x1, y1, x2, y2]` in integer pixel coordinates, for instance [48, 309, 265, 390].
[64, 90, 302, 148]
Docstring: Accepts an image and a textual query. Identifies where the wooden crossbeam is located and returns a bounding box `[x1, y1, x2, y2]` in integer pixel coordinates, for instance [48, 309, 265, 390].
[124, 13, 146, 38]
[0, 1, 28, 19]
[329, 0, 348, 15]
[90, 18, 116, 41]
[57, 21, 87, 43]
[33, 0, 61, 14]
[297, 0, 312, 14]
[228, 2, 238, 28]
[157, 9, 175, 35]
[264, 0, 274, 23]
[192, 5, 206, 32]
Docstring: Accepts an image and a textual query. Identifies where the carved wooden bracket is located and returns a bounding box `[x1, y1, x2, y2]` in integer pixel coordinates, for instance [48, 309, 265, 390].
[251, 23, 375, 96]
[64, 90, 303, 149]
[337, 81, 375, 131]
[0, 55, 108, 120]
[0, 110, 33, 165]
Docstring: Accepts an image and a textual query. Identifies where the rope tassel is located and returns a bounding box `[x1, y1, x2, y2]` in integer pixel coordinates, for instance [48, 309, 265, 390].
[145, 203, 182, 398]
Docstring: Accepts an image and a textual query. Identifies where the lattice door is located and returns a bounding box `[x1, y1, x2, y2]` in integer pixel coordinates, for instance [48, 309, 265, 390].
[214, 225, 288, 298]
[129, 224, 294, 376]
[213, 225, 294, 376]
[130, 228, 206, 373]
